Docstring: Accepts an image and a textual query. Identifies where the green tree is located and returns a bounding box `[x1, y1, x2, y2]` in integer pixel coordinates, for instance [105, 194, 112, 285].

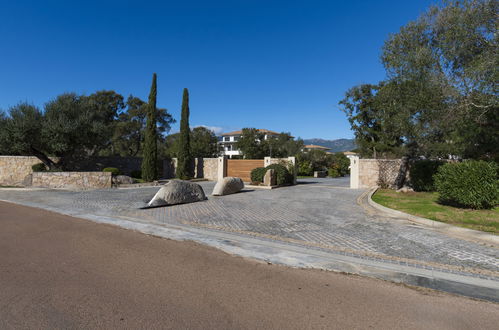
[142, 73, 158, 181]
[265, 133, 304, 157]
[339, 83, 404, 158]
[190, 126, 219, 158]
[341, 0, 498, 160]
[0, 110, 8, 155]
[235, 128, 266, 159]
[0, 93, 121, 169]
[176, 88, 193, 179]
[165, 127, 219, 159]
[109, 95, 174, 157]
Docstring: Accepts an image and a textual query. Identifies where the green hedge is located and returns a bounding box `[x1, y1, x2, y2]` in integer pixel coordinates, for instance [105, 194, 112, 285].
[434, 160, 499, 209]
[250, 164, 294, 185]
[266, 163, 293, 185]
[410, 160, 444, 191]
[250, 167, 266, 183]
[328, 167, 340, 178]
[103, 167, 120, 176]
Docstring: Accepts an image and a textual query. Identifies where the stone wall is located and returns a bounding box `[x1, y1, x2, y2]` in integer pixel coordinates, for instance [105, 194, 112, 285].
[162, 158, 219, 180]
[0, 156, 57, 186]
[350, 157, 405, 188]
[32, 172, 112, 189]
[0, 155, 141, 187]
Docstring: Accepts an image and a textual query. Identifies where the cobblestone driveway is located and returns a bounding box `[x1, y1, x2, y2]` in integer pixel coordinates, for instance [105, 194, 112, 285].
[1, 178, 498, 275]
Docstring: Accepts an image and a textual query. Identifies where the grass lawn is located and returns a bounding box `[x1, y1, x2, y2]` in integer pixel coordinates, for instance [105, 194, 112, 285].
[297, 176, 314, 179]
[372, 189, 499, 234]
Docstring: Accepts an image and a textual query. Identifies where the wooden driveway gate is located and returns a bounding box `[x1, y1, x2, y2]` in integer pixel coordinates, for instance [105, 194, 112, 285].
[226, 159, 264, 182]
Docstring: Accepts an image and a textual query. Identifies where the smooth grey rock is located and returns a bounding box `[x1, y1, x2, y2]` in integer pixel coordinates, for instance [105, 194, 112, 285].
[148, 180, 206, 207]
[396, 186, 414, 193]
[212, 177, 244, 196]
[263, 169, 276, 187]
[113, 175, 134, 185]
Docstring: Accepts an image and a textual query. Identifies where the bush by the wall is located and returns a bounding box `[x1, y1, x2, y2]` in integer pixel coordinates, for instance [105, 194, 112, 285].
[410, 160, 444, 191]
[328, 167, 340, 178]
[266, 163, 293, 185]
[250, 164, 294, 185]
[434, 160, 499, 209]
[298, 159, 313, 176]
[250, 167, 266, 183]
[32, 163, 47, 172]
[103, 167, 120, 176]
[130, 170, 142, 179]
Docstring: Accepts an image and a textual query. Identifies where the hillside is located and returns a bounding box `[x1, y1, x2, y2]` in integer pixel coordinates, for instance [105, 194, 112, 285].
[302, 138, 356, 152]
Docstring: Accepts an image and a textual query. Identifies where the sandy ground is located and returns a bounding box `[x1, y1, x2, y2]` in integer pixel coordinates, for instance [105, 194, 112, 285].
[0, 201, 498, 329]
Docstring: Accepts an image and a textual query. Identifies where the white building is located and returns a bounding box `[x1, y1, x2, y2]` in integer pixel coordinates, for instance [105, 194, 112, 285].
[219, 129, 280, 158]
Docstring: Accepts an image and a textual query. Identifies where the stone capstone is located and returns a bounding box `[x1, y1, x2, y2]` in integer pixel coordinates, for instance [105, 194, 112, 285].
[263, 169, 276, 187]
[148, 180, 206, 207]
[212, 177, 244, 196]
[112, 175, 134, 185]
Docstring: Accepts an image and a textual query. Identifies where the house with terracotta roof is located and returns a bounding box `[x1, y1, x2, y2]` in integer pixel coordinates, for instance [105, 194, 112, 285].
[219, 129, 280, 158]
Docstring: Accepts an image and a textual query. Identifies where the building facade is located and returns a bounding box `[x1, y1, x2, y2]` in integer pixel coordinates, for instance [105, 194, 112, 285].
[219, 129, 280, 158]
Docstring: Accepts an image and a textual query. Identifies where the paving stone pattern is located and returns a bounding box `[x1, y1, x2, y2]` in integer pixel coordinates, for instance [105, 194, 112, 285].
[1, 177, 498, 274]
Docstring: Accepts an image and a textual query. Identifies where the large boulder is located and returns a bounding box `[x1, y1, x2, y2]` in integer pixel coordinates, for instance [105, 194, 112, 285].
[212, 177, 244, 196]
[147, 180, 206, 207]
[112, 175, 134, 185]
[263, 169, 276, 187]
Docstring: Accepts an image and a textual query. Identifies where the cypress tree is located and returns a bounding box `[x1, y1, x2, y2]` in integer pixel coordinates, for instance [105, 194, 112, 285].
[176, 88, 193, 179]
[141, 73, 158, 181]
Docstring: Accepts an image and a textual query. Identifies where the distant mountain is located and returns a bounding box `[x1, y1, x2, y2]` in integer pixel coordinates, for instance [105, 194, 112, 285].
[302, 138, 356, 152]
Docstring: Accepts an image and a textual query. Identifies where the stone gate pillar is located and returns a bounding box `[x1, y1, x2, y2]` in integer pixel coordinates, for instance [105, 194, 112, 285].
[350, 156, 359, 189]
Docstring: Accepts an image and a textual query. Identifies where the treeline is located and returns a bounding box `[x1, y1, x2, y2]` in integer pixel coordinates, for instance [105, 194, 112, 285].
[0, 80, 221, 173]
[339, 0, 498, 161]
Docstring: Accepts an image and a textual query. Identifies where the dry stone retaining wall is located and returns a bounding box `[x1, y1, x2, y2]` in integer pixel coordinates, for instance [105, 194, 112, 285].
[0, 156, 58, 186]
[0, 155, 141, 186]
[350, 157, 405, 188]
[32, 172, 112, 189]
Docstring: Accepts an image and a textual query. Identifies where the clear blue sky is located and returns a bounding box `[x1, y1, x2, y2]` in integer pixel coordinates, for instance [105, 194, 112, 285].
[0, 0, 436, 140]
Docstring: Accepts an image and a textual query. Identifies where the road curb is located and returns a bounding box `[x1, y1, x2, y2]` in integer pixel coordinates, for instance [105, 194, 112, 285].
[367, 188, 499, 247]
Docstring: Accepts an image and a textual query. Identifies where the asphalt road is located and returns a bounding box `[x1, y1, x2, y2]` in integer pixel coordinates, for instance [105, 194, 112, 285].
[1, 201, 498, 329]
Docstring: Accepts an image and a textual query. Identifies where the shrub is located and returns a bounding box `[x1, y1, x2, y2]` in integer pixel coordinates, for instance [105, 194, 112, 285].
[298, 160, 313, 176]
[410, 160, 444, 191]
[31, 163, 47, 172]
[434, 160, 499, 209]
[103, 167, 120, 176]
[130, 170, 142, 179]
[250, 167, 266, 183]
[328, 167, 340, 178]
[265, 163, 293, 185]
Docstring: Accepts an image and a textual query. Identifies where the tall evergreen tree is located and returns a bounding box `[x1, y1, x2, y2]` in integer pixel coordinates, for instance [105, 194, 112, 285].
[176, 88, 193, 179]
[141, 73, 158, 181]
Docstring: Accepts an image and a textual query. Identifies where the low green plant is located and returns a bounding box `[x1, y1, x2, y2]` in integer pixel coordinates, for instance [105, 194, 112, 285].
[31, 163, 47, 172]
[328, 166, 340, 178]
[410, 160, 444, 192]
[265, 163, 293, 185]
[434, 160, 499, 209]
[250, 167, 266, 183]
[298, 159, 313, 176]
[103, 167, 120, 176]
[130, 170, 142, 179]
